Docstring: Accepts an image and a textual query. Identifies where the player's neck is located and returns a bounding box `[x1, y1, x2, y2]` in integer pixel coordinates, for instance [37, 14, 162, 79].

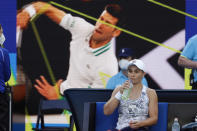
[132, 83, 143, 91]
[89, 39, 110, 49]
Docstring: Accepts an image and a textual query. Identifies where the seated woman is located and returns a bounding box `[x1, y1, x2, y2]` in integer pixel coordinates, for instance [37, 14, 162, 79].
[104, 59, 158, 131]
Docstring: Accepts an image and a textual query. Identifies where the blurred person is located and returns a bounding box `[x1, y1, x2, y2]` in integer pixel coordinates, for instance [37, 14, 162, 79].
[104, 59, 158, 131]
[106, 48, 148, 89]
[0, 24, 11, 131]
[178, 34, 197, 89]
[17, 1, 125, 99]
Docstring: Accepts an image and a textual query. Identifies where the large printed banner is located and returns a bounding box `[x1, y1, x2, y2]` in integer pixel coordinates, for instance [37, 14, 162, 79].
[16, 0, 190, 110]
[0, 0, 193, 130]
[18, 0, 186, 93]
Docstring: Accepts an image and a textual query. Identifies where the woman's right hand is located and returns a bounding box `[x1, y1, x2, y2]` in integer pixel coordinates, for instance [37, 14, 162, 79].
[119, 80, 130, 94]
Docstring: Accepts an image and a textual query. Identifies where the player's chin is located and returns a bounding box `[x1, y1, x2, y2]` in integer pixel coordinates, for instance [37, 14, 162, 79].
[92, 36, 104, 42]
[131, 80, 138, 85]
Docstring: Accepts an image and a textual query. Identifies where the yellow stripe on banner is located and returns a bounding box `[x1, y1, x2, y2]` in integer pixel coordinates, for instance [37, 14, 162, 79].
[148, 0, 197, 20]
[63, 110, 71, 124]
[99, 72, 112, 88]
[30, 21, 62, 99]
[7, 69, 16, 86]
[63, 110, 77, 131]
[30, 21, 56, 85]
[184, 68, 192, 90]
[73, 123, 76, 131]
[25, 107, 33, 131]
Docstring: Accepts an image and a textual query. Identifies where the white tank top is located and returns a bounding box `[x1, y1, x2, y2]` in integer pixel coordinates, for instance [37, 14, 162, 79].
[116, 85, 149, 130]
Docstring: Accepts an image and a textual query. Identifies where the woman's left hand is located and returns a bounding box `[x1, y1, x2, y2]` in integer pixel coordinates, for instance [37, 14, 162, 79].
[129, 121, 142, 129]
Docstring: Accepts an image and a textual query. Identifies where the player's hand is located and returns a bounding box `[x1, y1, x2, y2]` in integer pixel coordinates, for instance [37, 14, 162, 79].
[17, 11, 30, 29]
[34, 75, 63, 100]
[33, 2, 51, 14]
[129, 120, 142, 129]
[119, 80, 130, 94]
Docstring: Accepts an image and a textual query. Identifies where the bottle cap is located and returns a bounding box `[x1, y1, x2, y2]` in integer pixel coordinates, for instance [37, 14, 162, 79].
[174, 117, 178, 121]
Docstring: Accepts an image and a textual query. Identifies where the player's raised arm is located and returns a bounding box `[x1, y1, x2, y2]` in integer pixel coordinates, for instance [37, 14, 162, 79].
[17, 1, 66, 29]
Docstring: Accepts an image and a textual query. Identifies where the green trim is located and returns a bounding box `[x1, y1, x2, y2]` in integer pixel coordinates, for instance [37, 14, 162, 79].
[95, 47, 110, 56]
[93, 42, 111, 54]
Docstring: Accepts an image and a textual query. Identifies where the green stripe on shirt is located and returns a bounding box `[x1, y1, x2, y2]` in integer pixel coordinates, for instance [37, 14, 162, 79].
[95, 47, 110, 56]
[93, 42, 111, 53]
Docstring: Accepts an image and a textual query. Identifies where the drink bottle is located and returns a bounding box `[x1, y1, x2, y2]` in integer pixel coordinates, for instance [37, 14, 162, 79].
[121, 80, 133, 100]
[172, 117, 180, 131]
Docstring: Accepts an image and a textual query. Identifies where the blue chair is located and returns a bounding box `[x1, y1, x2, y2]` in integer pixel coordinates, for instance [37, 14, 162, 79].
[95, 102, 168, 131]
[149, 102, 168, 131]
[95, 102, 119, 131]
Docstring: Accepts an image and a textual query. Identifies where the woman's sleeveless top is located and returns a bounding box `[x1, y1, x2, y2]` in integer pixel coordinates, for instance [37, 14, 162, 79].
[116, 86, 149, 130]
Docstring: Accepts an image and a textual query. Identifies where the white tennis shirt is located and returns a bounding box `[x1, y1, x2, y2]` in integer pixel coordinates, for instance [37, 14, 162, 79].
[59, 14, 118, 94]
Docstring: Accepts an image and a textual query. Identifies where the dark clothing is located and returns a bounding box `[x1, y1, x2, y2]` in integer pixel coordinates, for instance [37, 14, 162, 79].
[192, 82, 197, 89]
[190, 70, 197, 89]
[0, 47, 11, 131]
[0, 47, 11, 93]
[0, 92, 9, 131]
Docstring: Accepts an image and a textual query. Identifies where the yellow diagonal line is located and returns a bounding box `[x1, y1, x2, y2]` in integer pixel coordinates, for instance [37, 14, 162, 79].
[49, 1, 181, 53]
[30, 3, 51, 22]
[30, 21, 56, 84]
[30, 21, 62, 99]
[148, 0, 197, 20]
[25, 107, 33, 131]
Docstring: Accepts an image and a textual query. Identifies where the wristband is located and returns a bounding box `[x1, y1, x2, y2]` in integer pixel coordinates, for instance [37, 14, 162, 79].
[114, 91, 122, 101]
[24, 5, 36, 17]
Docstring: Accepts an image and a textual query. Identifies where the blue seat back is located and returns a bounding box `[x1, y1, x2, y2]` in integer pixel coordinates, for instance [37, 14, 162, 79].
[95, 102, 168, 131]
[150, 102, 168, 131]
[95, 102, 118, 131]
